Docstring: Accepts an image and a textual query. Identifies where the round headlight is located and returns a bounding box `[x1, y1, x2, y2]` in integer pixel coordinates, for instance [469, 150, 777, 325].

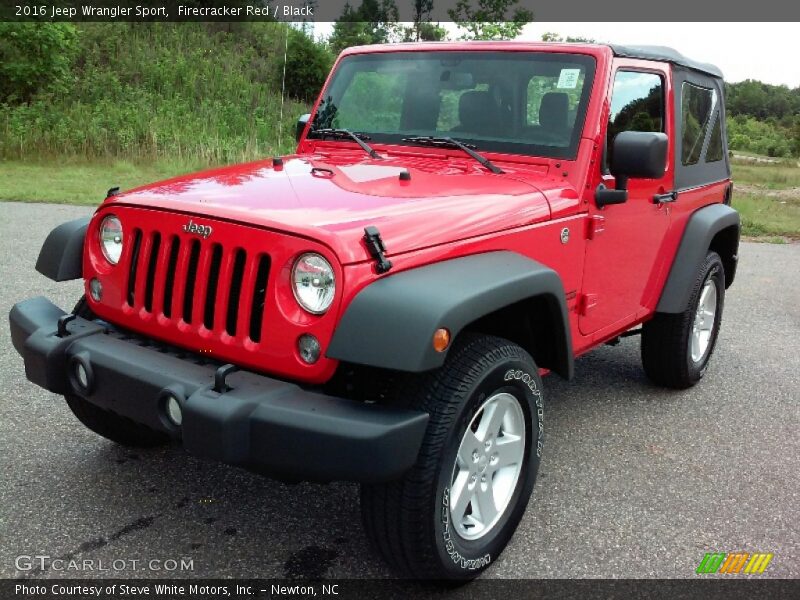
[99, 215, 123, 264]
[292, 253, 335, 314]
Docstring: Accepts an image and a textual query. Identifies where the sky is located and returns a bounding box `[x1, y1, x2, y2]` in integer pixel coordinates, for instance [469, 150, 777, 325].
[311, 22, 800, 88]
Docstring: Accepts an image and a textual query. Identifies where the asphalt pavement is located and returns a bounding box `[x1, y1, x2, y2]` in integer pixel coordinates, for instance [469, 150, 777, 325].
[1, 201, 798, 580]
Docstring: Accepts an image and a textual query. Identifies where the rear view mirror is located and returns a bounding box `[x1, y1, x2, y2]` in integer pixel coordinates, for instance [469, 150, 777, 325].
[596, 131, 668, 208]
[296, 113, 310, 142]
[440, 70, 475, 90]
[611, 131, 668, 186]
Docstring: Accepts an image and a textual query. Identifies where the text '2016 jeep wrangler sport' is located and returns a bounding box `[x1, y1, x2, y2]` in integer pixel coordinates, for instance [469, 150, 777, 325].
[10, 42, 739, 580]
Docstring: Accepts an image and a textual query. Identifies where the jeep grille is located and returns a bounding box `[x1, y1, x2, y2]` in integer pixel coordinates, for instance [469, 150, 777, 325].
[124, 228, 271, 342]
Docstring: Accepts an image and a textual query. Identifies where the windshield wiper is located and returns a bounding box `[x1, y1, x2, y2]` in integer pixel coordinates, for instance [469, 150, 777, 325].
[311, 128, 382, 160]
[401, 136, 504, 174]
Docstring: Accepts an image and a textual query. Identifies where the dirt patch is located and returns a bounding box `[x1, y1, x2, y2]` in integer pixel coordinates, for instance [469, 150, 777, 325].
[735, 184, 800, 202]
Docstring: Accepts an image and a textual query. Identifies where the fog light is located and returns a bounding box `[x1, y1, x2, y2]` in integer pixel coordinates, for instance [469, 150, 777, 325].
[69, 356, 93, 394]
[75, 363, 89, 389]
[164, 395, 182, 427]
[89, 278, 103, 302]
[298, 334, 321, 364]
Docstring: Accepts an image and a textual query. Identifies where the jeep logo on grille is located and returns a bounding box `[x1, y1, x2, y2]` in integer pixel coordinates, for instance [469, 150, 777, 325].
[182, 219, 213, 239]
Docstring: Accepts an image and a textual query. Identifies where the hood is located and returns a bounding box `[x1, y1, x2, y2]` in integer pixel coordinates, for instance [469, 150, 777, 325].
[111, 152, 557, 264]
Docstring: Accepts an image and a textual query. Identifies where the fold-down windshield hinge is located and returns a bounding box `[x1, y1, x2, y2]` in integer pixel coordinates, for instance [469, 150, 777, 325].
[363, 226, 393, 274]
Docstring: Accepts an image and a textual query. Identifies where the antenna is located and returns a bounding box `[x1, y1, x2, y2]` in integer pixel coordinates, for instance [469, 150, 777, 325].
[279, 26, 289, 149]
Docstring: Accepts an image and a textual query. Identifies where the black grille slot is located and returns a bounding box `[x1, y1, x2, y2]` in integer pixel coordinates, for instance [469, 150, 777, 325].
[162, 236, 180, 318]
[126, 229, 142, 306]
[203, 244, 223, 330]
[225, 249, 247, 336]
[143, 232, 161, 313]
[249, 255, 271, 342]
[182, 240, 201, 323]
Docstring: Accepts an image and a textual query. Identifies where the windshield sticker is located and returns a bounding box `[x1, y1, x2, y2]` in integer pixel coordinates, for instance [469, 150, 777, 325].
[557, 69, 581, 89]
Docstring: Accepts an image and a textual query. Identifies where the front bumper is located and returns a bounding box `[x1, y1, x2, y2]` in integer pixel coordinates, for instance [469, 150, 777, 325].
[9, 296, 428, 483]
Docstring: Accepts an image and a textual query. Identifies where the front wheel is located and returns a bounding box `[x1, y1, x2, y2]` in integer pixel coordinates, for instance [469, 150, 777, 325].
[360, 334, 544, 580]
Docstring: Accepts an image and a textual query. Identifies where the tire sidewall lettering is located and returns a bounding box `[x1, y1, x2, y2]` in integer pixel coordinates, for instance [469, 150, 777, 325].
[440, 486, 492, 571]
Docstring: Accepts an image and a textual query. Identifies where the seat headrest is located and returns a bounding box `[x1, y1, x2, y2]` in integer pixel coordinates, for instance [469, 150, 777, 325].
[458, 91, 500, 134]
[539, 92, 569, 131]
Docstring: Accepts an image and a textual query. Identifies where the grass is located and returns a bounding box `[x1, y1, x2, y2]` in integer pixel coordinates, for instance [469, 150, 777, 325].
[1, 23, 309, 165]
[731, 161, 800, 189]
[0, 23, 314, 204]
[733, 193, 800, 240]
[731, 159, 800, 240]
[0, 159, 203, 205]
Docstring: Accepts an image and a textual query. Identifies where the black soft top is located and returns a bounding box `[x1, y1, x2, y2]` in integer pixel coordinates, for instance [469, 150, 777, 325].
[609, 44, 723, 79]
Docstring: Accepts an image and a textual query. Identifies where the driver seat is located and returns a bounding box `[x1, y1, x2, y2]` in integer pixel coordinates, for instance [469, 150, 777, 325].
[452, 91, 504, 136]
[539, 92, 569, 135]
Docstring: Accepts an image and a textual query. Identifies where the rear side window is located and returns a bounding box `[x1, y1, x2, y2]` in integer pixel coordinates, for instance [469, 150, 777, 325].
[681, 82, 718, 165]
[606, 71, 664, 168]
[705, 115, 724, 163]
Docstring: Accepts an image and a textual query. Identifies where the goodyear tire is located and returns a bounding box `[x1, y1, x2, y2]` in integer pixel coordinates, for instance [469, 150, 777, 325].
[360, 334, 543, 580]
[63, 297, 169, 448]
[641, 251, 725, 389]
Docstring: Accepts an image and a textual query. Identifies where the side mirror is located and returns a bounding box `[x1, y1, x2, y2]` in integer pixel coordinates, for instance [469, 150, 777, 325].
[596, 131, 668, 208]
[295, 113, 311, 143]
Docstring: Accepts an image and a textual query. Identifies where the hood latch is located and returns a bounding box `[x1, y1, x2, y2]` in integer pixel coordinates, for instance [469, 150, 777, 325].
[363, 226, 393, 274]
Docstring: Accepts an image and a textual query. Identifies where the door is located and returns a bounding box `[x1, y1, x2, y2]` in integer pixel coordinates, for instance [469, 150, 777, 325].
[579, 63, 674, 336]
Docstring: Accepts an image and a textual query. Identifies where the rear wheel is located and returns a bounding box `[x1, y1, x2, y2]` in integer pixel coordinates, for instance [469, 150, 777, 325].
[641, 251, 725, 389]
[360, 334, 544, 580]
[64, 297, 169, 447]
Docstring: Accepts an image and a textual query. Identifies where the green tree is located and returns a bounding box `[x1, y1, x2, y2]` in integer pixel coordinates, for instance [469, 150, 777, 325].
[0, 23, 80, 104]
[277, 27, 334, 102]
[398, 22, 447, 42]
[328, 0, 399, 54]
[448, 0, 533, 41]
[406, 0, 447, 41]
[541, 32, 596, 43]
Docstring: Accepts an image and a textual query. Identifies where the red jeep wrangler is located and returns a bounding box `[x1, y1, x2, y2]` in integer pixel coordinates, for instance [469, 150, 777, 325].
[10, 42, 739, 579]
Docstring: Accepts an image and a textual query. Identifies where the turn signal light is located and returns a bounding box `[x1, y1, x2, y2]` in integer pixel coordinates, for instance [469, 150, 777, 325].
[432, 328, 451, 353]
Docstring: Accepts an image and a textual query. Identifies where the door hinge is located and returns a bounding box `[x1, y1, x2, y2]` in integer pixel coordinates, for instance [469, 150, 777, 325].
[579, 293, 598, 316]
[586, 215, 605, 240]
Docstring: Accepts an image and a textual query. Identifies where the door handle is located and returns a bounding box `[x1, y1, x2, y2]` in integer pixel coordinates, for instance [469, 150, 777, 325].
[653, 191, 678, 204]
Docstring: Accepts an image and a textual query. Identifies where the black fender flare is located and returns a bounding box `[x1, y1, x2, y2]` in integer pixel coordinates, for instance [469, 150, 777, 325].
[327, 251, 574, 378]
[35, 217, 89, 282]
[656, 203, 740, 314]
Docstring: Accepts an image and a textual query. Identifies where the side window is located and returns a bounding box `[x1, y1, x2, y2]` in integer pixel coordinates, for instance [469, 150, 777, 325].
[705, 115, 724, 162]
[681, 82, 717, 165]
[606, 71, 664, 168]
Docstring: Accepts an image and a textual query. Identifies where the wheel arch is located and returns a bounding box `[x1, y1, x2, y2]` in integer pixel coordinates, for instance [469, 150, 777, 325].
[35, 217, 90, 282]
[460, 294, 571, 379]
[656, 203, 740, 314]
[709, 223, 740, 289]
[327, 251, 574, 379]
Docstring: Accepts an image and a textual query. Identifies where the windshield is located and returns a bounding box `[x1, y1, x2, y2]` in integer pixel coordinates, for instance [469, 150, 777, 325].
[309, 51, 596, 160]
